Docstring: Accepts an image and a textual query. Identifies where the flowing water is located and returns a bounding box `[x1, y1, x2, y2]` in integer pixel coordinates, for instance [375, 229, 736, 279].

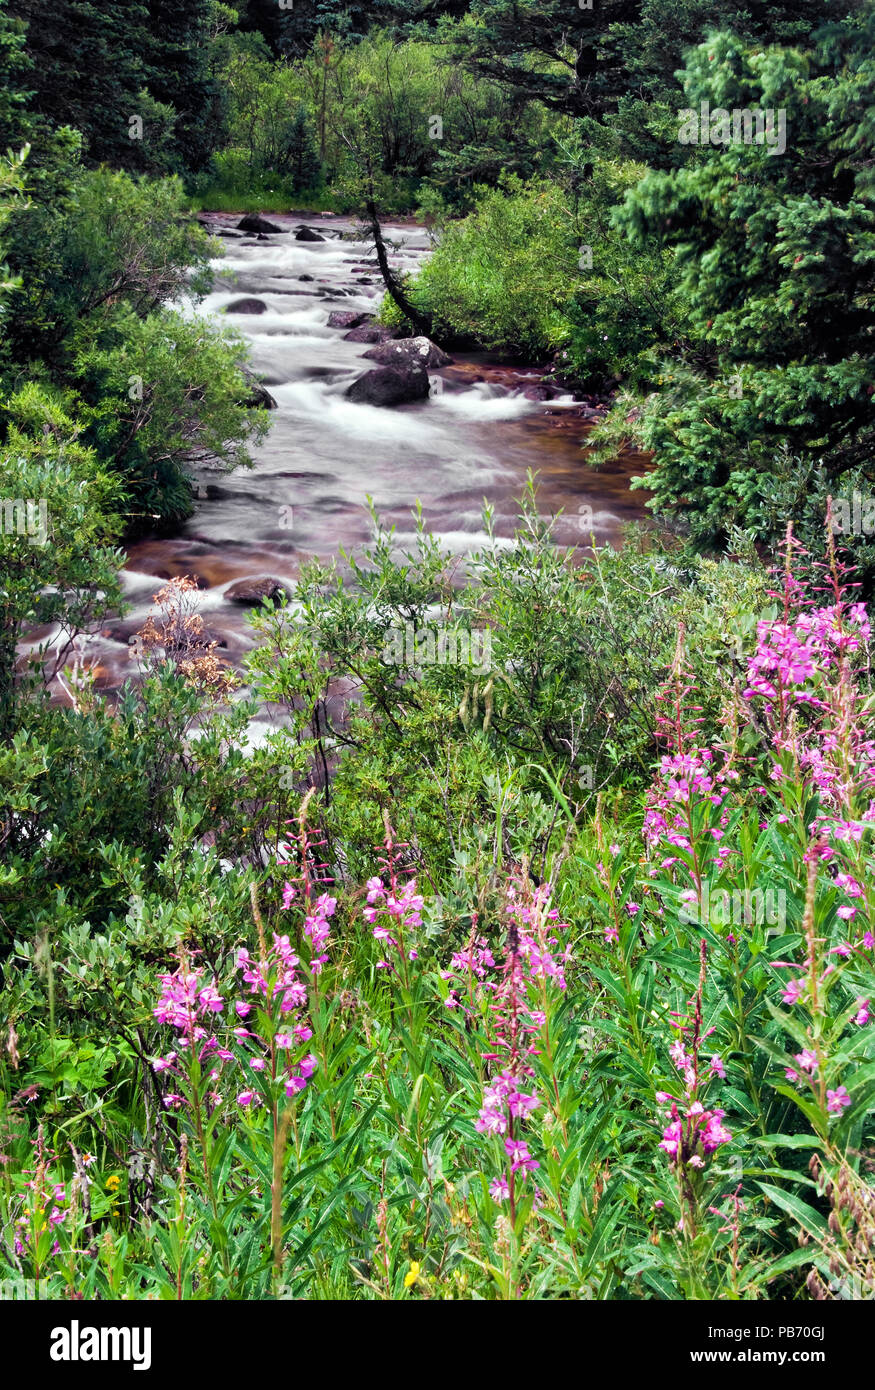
[67, 214, 650, 694]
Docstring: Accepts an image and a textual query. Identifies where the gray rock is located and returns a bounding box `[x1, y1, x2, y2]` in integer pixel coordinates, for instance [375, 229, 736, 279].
[362, 335, 453, 369]
[295, 226, 326, 242]
[343, 325, 396, 344]
[237, 366, 277, 410]
[237, 214, 284, 234]
[345, 364, 430, 407]
[225, 297, 269, 315]
[327, 310, 371, 329]
[225, 576, 288, 605]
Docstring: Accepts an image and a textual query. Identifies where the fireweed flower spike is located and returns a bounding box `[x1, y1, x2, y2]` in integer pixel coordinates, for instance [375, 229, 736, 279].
[362, 827, 424, 981]
[444, 873, 570, 1224]
[656, 942, 732, 1239]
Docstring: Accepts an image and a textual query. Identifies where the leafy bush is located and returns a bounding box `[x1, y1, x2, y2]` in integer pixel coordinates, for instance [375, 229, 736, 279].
[2, 532, 872, 1299]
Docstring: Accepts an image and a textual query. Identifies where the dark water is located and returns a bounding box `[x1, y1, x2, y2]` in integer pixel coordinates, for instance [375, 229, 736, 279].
[57, 214, 650, 697]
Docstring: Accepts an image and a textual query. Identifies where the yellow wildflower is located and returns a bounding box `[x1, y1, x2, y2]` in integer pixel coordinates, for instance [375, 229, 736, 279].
[403, 1261, 421, 1289]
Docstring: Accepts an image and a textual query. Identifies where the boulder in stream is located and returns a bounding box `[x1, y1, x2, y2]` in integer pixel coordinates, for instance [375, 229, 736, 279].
[345, 363, 430, 407]
[237, 365, 277, 410]
[295, 225, 326, 242]
[225, 576, 288, 606]
[362, 336, 453, 369]
[343, 324, 396, 344]
[327, 310, 371, 330]
[225, 297, 268, 315]
[237, 213, 284, 234]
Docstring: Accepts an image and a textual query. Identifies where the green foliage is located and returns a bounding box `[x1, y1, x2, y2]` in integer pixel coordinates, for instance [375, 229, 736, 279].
[2, 0, 874, 1308]
[408, 176, 577, 355]
[2, 166, 215, 377]
[591, 16, 875, 561]
[4, 0, 228, 173]
[74, 306, 269, 527]
[0, 385, 124, 733]
[209, 29, 554, 213]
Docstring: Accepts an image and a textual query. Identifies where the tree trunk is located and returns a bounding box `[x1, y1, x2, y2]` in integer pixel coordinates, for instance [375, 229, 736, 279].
[365, 198, 435, 340]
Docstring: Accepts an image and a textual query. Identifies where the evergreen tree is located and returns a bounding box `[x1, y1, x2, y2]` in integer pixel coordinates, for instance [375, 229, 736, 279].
[0, 0, 30, 149]
[440, 0, 860, 162]
[239, 0, 382, 57]
[282, 103, 322, 191]
[601, 11, 875, 552]
[144, 0, 229, 171]
[4, 0, 153, 168]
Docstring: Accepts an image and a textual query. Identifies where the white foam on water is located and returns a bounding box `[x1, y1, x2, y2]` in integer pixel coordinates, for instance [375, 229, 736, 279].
[432, 383, 537, 421]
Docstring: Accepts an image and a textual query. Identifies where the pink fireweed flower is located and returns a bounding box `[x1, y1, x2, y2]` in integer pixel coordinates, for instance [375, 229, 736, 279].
[794, 1050, 818, 1076]
[489, 1176, 510, 1202]
[835, 874, 864, 898]
[826, 1087, 851, 1115]
[700, 1110, 732, 1154]
[669, 1040, 689, 1070]
[781, 977, 806, 1005]
[154, 961, 217, 1033]
[604, 924, 619, 945]
[504, 1138, 539, 1174]
[198, 984, 224, 1014]
[709, 1055, 725, 1079]
[449, 938, 495, 980]
[854, 999, 871, 1026]
[659, 1118, 683, 1158]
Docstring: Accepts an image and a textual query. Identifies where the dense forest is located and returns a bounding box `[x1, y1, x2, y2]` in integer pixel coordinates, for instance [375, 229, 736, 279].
[1, 0, 874, 1313]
